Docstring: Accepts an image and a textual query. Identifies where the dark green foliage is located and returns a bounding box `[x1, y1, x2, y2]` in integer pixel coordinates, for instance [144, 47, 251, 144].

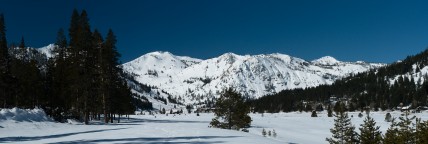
[19, 36, 25, 48]
[334, 102, 346, 114]
[382, 117, 428, 144]
[328, 109, 333, 117]
[210, 88, 251, 130]
[132, 96, 153, 110]
[316, 104, 324, 111]
[305, 103, 313, 112]
[0, 13, 12, 108]
[383, 118, 400, 144]
[383, 113, 417, 144]
[416, 119, 428, 144]
[311, 111, 317, 117]
[326, 112, 359, 144]
[161, 108, 166, 114]
[44, 28, 69, 122]
[359, 115, 382, 144]
[385, 113, 392, 122]
[0, 10, 135, 124]
[186, 104, 193, 113]
[262, 128, 266, 137]
[396, 113, 416, 143]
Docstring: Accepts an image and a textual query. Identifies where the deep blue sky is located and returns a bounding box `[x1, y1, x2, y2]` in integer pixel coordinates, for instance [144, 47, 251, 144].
[1, 0, 428, 63]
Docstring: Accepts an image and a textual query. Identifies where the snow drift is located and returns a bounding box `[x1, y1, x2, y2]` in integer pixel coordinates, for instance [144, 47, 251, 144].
[0, 108, 53, 122]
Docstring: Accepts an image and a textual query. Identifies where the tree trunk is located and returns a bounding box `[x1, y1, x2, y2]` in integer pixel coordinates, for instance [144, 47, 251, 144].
[103, 93, 108, 123]
[84, 110, 89, 125]
[117, 114, 120, 123]
[228, 106, 232, 129]
[110, 113, 114, 123]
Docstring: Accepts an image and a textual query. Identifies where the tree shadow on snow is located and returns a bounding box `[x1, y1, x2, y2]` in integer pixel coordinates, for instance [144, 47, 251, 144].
[0, 127, 128, 143]
[88, 117, 208, 126]
[50, 136, 240, 144]
[140, 118, 209, 124]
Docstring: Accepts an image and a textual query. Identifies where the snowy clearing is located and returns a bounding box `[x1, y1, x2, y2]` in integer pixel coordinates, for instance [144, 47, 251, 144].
[1, 109, 427, 144]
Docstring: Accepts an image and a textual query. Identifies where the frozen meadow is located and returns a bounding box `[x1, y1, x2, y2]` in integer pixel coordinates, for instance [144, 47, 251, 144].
[1, 108, 427, 144]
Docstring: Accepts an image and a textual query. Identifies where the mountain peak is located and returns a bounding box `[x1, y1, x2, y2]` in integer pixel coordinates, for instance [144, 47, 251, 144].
[312, 56, 340, 65]
[123, 51, 385, 103]
[147, 51, 173, 56]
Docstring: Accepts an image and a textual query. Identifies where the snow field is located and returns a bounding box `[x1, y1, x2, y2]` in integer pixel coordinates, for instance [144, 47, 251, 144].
[1, 109, 427, 144]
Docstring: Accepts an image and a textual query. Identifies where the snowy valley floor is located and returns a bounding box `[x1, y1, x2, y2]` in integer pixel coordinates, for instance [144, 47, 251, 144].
[1, 110, 428, 144]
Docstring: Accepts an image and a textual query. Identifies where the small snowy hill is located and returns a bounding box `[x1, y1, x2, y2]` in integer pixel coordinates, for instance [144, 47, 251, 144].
[123, 52, 385, 104]
[0, 108, 53, 122]
[311, 56, 340, 65]
[35, 44, 56, 58]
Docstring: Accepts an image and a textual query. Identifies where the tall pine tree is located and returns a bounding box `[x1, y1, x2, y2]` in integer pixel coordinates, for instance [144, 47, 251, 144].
[416, 119, 428, 144]
[326, 112, 359, 144]
[0, 13, 11, 108]
[359, 115, 382, 143]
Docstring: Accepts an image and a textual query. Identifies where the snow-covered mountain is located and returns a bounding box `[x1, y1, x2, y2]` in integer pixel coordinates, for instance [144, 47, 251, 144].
[36, 44, 56, 58]
[122, 52, 385, 103]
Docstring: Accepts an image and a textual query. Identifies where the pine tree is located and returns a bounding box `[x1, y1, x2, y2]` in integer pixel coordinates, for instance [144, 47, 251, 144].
[272, 129, 277, 137]
[262, 128, 266, 137]
[46, 28, 69, 122]
[334, 101, 345, 114]
[210, 88, 251, 130]
[383, 113, 417, 144]
[17, 36, 27, 60]
[359, 115, 382, 144]
[326, 112, 359, 144]
[383, 118, 400, 144]
[311, 111, 317, 117]
[415, 119, 428, 144]
[328, 109, 333, 117]
[396, 112, 416, 143]
[102, 29, 134, 123]
[385, 112, 392, 122]
[19, 36, 25, 48]
[0, 13, 12, 108]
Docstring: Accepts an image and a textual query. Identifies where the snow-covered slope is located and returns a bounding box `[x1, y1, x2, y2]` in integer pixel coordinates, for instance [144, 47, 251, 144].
[35, 44, 56, 58]
[389, 63, 428, 86]
[123, 52, 385, 103]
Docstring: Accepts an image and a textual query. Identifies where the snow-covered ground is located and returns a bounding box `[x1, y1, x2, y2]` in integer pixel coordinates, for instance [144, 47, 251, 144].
[1, 109, 427, 144]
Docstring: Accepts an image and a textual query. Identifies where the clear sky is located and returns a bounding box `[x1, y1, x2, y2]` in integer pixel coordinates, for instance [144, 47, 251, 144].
[1, 0, 428, 63]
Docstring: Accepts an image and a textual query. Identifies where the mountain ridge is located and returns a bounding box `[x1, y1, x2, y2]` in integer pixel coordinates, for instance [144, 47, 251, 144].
[122, 51, 385, 104]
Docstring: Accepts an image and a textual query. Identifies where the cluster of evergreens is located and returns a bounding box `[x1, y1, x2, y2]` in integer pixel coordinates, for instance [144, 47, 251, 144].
[210, 88, 251, 131]
[327, 111, 428, 144]
[251, 48, 428, 113]
[0, 10, 135, 124]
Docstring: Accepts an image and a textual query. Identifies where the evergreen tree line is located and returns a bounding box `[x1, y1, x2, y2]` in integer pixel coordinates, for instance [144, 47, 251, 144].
[0, 10, 135, 124]
[251, 48, 428, 113]
[327, 111, 428, 144]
